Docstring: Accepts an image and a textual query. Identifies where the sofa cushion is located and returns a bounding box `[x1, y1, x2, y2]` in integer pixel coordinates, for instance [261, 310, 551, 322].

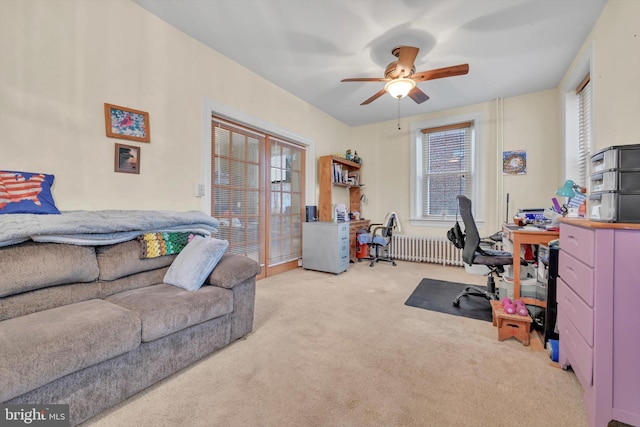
[97, 240, 176, 281]
[0, 282, 101, 321]
[106, 284, 233, 342]
[0, 242, 99, 298]
[0, 299, 141, 402]
[164, 236, 228, 291]
[207, 253, 262, 289]
[99, 267, 169, 298]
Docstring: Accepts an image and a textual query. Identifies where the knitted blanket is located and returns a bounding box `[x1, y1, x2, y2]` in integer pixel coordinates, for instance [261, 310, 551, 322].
[138, 232, 199, 258]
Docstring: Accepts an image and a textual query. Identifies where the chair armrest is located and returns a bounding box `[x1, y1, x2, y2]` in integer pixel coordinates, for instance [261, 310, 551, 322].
[371, 226, 386, 236]
[368, 223, 382, 233]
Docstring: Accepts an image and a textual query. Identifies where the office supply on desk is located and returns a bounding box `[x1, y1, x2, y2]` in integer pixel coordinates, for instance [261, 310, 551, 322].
[556, 179, 588, 218]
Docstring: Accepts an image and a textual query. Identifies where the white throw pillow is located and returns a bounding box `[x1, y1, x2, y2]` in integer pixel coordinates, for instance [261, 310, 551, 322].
[164, 236, 229, 291]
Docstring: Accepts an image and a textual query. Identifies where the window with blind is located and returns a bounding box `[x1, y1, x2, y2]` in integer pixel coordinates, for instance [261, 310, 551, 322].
[415, 121, 475, 220]
[577, 74, 591, 187]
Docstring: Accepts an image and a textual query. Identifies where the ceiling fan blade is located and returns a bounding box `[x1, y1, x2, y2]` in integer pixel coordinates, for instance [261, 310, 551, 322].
[361, 88, 387, 105]
[341, 77, 390, 83]
[408, 86, 430, 104]
[396, 46, 419, 77]
[412, 64, 469, 82]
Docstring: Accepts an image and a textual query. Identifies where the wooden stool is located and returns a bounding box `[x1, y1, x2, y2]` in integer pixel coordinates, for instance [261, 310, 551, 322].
[490, 300, 533, 346]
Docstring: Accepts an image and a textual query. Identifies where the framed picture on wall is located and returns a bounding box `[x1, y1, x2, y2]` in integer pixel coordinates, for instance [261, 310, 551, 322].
[502, 150, 527, 175]
[104, 103, 150, 142]
[114, 143, 141, 174]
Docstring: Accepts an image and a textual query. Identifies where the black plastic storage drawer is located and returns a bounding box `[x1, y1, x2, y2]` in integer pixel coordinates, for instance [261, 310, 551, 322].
[591, 143, 640, 173]
[588, 191, 640, 223]
[590, 169, 640, 192]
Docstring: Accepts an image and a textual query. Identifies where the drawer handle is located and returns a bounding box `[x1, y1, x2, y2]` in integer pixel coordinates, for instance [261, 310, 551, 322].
[564, 266, 578, 280]
[562, 295, 577, 315]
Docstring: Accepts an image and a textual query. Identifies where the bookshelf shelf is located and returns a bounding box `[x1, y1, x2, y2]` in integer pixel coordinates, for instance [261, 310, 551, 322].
[318, 155, 362, 222]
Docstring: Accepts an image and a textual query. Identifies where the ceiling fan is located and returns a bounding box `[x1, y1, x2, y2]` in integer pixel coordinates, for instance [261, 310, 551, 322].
[341, 46, 469, 105]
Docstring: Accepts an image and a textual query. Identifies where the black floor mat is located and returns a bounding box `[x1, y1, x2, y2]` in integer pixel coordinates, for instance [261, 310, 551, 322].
[404, 278, 493, 322]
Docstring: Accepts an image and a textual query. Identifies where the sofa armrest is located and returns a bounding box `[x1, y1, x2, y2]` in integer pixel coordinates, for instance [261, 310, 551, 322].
[206, 254, 260, 289]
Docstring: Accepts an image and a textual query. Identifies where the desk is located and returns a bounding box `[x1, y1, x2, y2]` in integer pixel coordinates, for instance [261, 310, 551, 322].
[501, 224, 559, 306]
[348, 219, 370, 263]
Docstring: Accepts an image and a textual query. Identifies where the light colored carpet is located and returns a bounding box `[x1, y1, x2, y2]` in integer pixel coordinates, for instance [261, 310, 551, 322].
[84, 261, 587, 427]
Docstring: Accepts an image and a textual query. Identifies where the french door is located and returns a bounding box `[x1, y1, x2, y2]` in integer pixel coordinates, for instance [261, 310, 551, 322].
[268, 137, 304, 275]
[211, 118, 304, 278]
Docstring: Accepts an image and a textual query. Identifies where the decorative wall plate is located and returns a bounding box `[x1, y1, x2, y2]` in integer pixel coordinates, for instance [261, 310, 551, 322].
[503, 151, 526, 175]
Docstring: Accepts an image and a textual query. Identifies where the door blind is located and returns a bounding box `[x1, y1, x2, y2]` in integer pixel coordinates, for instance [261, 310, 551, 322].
[212, 120, 264, 266]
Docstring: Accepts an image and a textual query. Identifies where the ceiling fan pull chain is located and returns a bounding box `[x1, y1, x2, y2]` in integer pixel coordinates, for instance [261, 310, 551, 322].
[397, 99, 401, 130]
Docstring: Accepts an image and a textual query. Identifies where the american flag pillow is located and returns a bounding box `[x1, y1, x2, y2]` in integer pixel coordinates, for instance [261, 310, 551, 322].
[0, 170, 61, 214]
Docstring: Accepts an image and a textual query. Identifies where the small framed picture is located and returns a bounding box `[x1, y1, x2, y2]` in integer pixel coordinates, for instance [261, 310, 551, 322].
[114, 143, 140, 174]
[502, 150, 527, 175]
[104, 103, 150, 142]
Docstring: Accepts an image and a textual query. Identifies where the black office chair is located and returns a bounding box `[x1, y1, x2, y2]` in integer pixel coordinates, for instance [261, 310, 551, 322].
[452, 195, 513, 307]
[361, 212, 398, 267]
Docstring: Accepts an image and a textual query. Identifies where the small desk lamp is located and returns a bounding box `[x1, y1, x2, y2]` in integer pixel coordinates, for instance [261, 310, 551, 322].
[556, 179, 578, 197]
[556, 179, 587, 217]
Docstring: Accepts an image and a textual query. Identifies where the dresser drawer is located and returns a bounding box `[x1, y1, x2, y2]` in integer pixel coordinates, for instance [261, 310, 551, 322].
[558, 307, 593, 388]
[560, 223, 595, 266]
[557, 278, 594, 346]
[558, 251, 594, 306]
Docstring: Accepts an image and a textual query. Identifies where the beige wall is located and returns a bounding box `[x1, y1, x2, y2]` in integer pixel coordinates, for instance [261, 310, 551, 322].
[0, 0, 350, 211]
[352, 0, 640, 238]
[572, 0, 640, 151]
[351, 90, 560, 238]
[2, 0, 636, 238]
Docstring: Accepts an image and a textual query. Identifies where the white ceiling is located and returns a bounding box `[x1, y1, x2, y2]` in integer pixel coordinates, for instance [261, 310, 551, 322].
[132, 0, 607, 127]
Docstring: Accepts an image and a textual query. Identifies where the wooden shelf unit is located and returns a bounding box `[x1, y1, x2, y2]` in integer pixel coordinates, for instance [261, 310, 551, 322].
[318, 155, 362, 222]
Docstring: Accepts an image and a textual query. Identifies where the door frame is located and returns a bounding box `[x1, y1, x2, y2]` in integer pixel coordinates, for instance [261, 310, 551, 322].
[201, 97, 315, 277]
[201, 97, 315, 215]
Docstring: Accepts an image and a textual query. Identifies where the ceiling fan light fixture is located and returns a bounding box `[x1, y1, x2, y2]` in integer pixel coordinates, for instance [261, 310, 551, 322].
[384, 78, 415, 99]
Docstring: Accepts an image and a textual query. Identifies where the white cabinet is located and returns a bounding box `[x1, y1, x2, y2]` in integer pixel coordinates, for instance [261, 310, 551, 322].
[302, 222, 349, 274]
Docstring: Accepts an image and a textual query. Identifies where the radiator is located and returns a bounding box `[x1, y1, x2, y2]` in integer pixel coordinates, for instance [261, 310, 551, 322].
[390, 235, 464, 266]
[390, 235, 504, 266]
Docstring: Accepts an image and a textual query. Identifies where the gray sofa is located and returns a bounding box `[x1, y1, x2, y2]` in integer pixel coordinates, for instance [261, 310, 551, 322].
[0, 238, 260, 425]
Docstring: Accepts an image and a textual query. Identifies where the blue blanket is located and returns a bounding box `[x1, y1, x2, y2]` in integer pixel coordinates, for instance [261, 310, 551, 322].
[0, 210, 219, 247]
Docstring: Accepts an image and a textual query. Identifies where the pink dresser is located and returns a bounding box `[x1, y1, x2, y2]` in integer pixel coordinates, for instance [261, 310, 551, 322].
[558, 219, 640, 427]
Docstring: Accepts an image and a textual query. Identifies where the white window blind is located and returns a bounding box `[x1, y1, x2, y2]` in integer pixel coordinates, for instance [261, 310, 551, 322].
[212, 120, 264, 266]
[577, 74, 591, 187]
[420, 122, 473, 218]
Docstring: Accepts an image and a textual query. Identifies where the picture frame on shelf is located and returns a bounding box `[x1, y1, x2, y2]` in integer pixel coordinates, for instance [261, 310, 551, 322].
[104, 103, 150, 143]
[114, 143, 141, 174]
